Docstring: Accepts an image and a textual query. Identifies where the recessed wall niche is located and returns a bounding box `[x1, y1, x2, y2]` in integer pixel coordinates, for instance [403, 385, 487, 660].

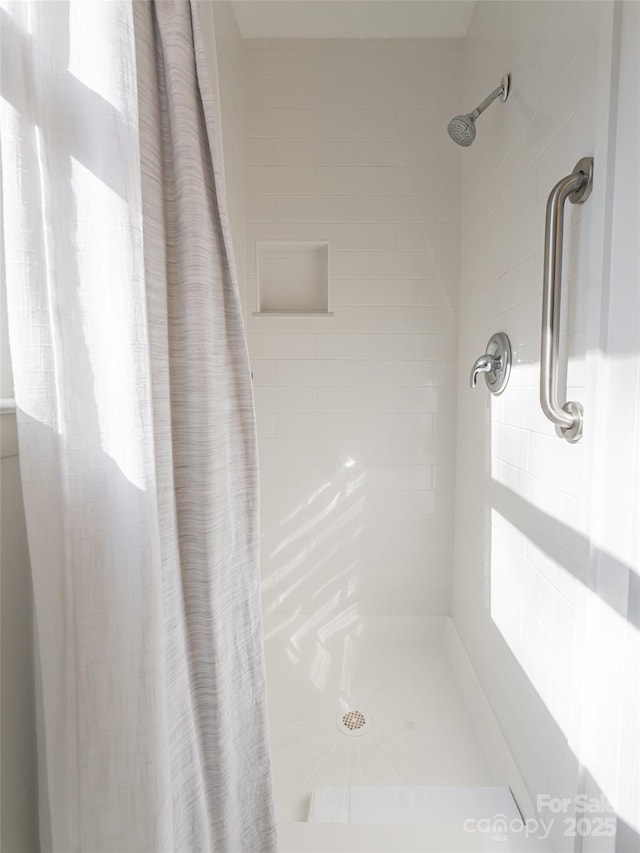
[256, 240, 331, 315]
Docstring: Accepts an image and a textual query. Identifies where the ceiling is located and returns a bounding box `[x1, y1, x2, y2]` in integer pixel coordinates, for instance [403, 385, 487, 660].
[230, 1, 477, 40]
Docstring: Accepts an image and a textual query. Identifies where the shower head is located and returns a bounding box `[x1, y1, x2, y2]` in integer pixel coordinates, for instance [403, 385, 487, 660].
[447, 74, 510, 147]
[447, 113, 476, 147]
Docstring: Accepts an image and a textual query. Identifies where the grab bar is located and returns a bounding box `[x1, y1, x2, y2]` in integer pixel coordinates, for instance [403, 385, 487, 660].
[0, 397, 16, 414]
[540, 157, 593, 443]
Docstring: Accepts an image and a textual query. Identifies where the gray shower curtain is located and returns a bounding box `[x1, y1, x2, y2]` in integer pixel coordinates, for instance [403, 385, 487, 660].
[0, 0, 276, 849]
[133, 3, 276, 850]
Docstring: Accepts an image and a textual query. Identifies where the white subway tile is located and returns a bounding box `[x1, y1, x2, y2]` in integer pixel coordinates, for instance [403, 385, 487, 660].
[504, 201, 546, 271]
[359, 535, 437, 569]
[253, 386, 317, 412]
[250, 360, 277, 385]
[395, 388, 440, 413]
[315, 438, 395, 466]
[250, 333, 316, 359]
[277, 412, 356, 440]
[259, 465, 280, 491]
[246, 166, 316, 195]
[395, 279, 457, 307]
[272, 138, 356, 167]
[330, 224, 398, 252]
[330, 252, 360, 279]
[484, 254, 535, 320]
[353, 47, 400, 79]
[246, 195, 274, 222]
[354, 195, 437, 224]
[354, 77, 438, 110]
[436, 195, 461, 224]
[244, 47, 307, 79]
[316, 333, 417, 360]
[276, 464, 337, 492]
[355, 252, 438, 281]
[275, 360, 350, 387]
[259, 438, 316, 465]
[256, 412, 277, 438]
[330, 109, 397, 138]
[395, 108, 443, 138]
[355, 305, 457, 333]
[433, 464, 455, 494]
[272, 77, 356, 109]
[396, 224, 430, 252]
[395, 438, 454, 465]
[245, 77, 274, 108]
[245, 138, 274, 166]
[396, 49, 443, 78]
[274, 194, 356, 223]
[355, 137, 437, 168]
[246, 108, 318, 138]
[433, 361, 458, 387]
[491, 422, 530, 470]
[332, 280, 395, 306]
[261, 488, 318, 533]
[356, 360, 434, 387]
[316, 387, 396, 413]
[526, 432, 585, 498]
[306, 44, 364, 79]
[356, 412, 432, 439]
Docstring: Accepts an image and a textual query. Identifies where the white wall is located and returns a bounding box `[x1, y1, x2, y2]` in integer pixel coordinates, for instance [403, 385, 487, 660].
[0, 450, 39, 853]
[243, 39, 463, 624]
[578, 3, 640, 846]
[452, 2, 633, 848]
[1, 218, 39, 850]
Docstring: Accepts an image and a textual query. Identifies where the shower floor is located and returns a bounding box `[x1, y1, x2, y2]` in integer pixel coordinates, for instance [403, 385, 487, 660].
[264, 614, 549, 852]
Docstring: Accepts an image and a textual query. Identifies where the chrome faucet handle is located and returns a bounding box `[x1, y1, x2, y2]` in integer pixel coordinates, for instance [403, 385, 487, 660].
[469, 354, 499, 388]
[469, 332, 512, 395]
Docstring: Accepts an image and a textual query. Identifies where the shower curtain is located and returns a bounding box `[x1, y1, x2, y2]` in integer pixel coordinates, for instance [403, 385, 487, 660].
[0, 1, 276, 850]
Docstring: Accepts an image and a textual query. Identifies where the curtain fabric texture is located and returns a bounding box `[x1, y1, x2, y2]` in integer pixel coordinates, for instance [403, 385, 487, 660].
[0, 1, 276, 850]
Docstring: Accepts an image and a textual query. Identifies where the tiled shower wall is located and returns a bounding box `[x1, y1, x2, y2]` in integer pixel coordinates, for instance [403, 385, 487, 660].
[452, 2, 617, 845]
[242, 40, 463, 620]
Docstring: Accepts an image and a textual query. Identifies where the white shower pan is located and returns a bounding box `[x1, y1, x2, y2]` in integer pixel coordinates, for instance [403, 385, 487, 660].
[264, 613, 550, 852]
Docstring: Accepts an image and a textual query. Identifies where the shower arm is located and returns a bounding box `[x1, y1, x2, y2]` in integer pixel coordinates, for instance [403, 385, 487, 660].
[470, 83, 507, 120]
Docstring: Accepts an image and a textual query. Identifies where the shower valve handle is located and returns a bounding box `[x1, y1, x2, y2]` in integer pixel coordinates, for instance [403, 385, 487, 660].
[470, 354, 500, 387]
[469, 333, 512, 395]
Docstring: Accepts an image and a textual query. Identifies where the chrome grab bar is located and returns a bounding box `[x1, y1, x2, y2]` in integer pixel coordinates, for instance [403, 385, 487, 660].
[540, 157, 593, 443]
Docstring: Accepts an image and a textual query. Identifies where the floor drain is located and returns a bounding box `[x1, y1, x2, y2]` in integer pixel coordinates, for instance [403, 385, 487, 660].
[336, 708, 371, 737]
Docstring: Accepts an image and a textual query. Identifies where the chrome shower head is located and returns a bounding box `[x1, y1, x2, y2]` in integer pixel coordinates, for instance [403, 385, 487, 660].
[447, 113, 476, 147]
[447, 74, 510, 147]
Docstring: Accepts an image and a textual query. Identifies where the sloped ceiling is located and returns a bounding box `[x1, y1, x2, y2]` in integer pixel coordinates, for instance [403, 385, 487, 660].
[231, 1, 477, 39]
